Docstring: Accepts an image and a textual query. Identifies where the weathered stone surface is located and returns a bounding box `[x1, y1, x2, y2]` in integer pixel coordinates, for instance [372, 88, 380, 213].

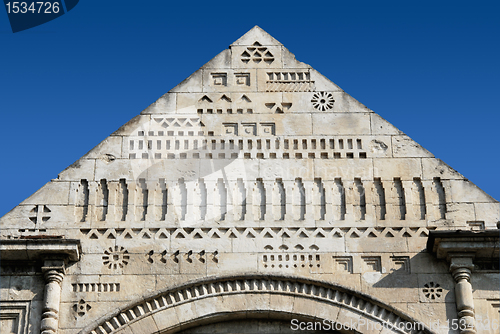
[373, 158, 423, 180]
[409, 252, 449, 274]
[111, 115, 151, 136]
[392, 135, 433, 158]
[1, 26, 498, 334]
[474, 202, 500, 228]
[361, 273, 419, 303]
[58, 159, 96, 181]
[169, 70, 203, 93]
[370, 113, 402, 135]
[406, 302, 459, 333]
[471, 273, 500, 298]
[19, 181, 71, 206]
[421, 158, 464, 180]
[447, 179, 498, 203]
[312, 113, 371, 135]
[473, 298, 500, 334]
[141, 93, 177, 115]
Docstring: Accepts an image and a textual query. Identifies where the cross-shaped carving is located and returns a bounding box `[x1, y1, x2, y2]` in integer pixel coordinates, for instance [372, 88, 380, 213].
[29, 205, 51, 225]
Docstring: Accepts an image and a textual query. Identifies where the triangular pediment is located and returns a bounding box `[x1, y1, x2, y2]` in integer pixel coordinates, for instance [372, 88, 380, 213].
[1, 26, 498, 240]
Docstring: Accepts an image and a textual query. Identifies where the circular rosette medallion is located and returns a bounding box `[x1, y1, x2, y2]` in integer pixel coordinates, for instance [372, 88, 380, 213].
[311, 92, 335, 111]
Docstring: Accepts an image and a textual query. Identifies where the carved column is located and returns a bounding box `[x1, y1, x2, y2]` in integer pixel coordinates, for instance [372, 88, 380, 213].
[429, 231, 499, 334]
[449, 255, 476, 334]
[0, 239, 80, 334]
[41, 259, 65, 334]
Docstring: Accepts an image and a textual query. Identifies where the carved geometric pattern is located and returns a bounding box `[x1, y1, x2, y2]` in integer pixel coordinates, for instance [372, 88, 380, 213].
[262, 253, 321, 269]
[211, 73, 227, 86]
[391, 256, 410, 274]
[72, 283, 120, 293]
[219, 94, 232, 103]
[264, 102, 292, 113]
[152, 117, 201, 128]
[102, 246, 130, 269]
[466, 221, 485, 230]
[362, 256, 382, 272]
[86, 178, 437, 224]
[73, 299, 91, 317]
[235, 73, 250, 86]
[241, 42, 274, 64]
[422, 282, 443, 300]
[28, 205, 51, 225]
[266, 71, 314, 92]
[222, 122, 276, 136]
[80, 226, 435, 241]
[16, 228, 47, 234]
[197, 108, 253, 115]
[334, 256, 353, 274]
[85, 276, 434, 334]
[128, 136, 369, 159]
[146, 250, 217, 264]
[311, 92, 335, 111]
[198, 94, 252, 106]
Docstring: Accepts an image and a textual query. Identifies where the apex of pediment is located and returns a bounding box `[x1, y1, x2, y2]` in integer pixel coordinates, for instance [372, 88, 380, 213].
[230, 26, 283, 47]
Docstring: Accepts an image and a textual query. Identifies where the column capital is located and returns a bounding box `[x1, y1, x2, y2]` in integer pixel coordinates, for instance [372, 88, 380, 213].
[42, 258, 65, 285]
[448, 254, 475, 281]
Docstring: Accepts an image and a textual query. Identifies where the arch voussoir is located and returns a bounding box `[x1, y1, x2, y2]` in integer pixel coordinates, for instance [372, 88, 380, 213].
[81, 275, 435, 334]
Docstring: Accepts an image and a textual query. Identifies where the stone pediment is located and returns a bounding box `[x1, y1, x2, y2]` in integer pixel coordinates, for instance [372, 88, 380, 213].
[1, 26, 499, 334]
[1, 25, 498, 240]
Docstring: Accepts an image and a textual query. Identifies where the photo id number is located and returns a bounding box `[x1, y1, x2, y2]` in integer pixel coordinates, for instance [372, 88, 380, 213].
[5, 2, 60, 14]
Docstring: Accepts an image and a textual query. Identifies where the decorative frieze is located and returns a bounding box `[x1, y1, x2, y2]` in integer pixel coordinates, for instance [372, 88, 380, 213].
[266, 71, 314, 92]
[127, 135, 369, 160]
[71, 283, 120, 293]
[146, 250, 218, 265]
[79, 226, 435, 240]
[262, 253, 321, 269]
[73, 177, 442, 223]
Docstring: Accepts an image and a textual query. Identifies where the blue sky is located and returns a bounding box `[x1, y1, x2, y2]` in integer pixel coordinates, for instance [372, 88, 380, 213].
[1, 1, 499, 216]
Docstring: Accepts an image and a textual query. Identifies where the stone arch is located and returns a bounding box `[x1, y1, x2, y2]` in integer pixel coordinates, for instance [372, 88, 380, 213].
[80, 275, 434, 334]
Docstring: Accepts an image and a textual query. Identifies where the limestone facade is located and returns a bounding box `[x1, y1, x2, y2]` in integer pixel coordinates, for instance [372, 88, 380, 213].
[1, 26, 499, 334]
